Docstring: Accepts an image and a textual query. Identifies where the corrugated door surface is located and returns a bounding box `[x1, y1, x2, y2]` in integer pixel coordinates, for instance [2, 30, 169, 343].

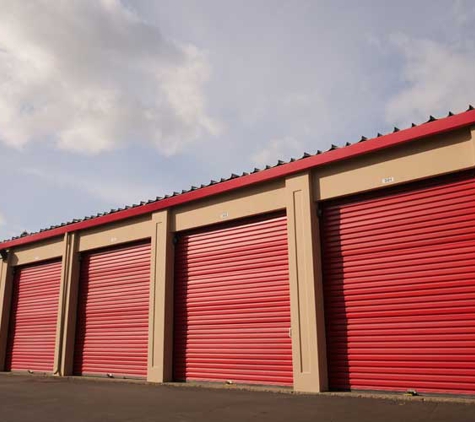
[6, 259, 62, 373]
[174, 213, 293, 386]
[74, 241, 151, 378]
[322, 171, 475, 395]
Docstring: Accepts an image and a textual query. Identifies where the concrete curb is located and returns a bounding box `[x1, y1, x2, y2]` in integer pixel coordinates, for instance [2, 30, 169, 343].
[1, 372, 474, 405]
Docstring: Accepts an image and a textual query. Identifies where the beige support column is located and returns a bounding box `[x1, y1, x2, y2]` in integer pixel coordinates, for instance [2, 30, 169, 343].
[148, 209, 175, 382]
[0, 252, 13, 371]
[286, 171, 328, 393]
[57, 233, 80, 376]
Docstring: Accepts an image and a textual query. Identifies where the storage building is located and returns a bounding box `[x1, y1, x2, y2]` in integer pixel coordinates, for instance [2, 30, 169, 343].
[1, 108, 475, 395]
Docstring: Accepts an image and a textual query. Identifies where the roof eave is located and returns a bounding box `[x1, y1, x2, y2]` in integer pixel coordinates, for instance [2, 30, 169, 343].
[2, 109, 475, 250]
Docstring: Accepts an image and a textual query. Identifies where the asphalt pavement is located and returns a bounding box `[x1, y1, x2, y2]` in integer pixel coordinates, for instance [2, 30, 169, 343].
[0, 374, 473, 422]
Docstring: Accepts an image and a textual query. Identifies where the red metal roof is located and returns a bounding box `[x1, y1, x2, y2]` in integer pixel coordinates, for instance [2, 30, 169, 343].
[1, 107, 475, 250]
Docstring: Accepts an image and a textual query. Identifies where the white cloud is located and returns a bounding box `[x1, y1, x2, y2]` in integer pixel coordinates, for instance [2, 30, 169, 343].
[21, 167, 162, 206]
[453, 0, 475, 27]
[385, 34, 475, 126]
[251, 136, 304, 167]
[0, 0, 221, 155]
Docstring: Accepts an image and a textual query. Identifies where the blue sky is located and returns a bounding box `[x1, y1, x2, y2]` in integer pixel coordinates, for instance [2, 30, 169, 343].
[2, 0, 475, 240]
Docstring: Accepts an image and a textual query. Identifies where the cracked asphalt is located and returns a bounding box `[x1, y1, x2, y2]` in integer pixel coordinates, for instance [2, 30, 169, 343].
[0, 374, 473, 422]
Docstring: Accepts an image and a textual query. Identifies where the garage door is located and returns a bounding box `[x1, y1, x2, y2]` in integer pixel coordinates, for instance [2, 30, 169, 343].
[74, 241, 151, 378]
[174, 213, 293, 386]
[6, 259, 62, 373]
[321, 171, 475, 395]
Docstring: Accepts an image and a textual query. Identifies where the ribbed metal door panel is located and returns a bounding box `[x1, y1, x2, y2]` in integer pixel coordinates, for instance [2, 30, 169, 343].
[6, 259, 62, 373]
[321, 171, 475, 395]
[74, 241, 151, 378]
[174, 213, 293, 386]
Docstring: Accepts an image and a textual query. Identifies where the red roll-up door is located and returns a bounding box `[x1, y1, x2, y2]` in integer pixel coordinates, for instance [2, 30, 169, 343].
[6, 259, 62, 373]
[74, 241, 151, 379]
[321, 171, 475, 395]
[174, 213, 293, 386]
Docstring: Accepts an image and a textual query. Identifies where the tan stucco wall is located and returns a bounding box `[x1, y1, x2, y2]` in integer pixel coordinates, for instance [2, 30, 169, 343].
[147, 210, 174, 382]
[286, 172, 327, 392]
[173, 179, 285, 231]
[78, 215, 152, 252]
[57, 233, 80, 376]
[314, 127, 475, 200]
[11, 237, 63, 266]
